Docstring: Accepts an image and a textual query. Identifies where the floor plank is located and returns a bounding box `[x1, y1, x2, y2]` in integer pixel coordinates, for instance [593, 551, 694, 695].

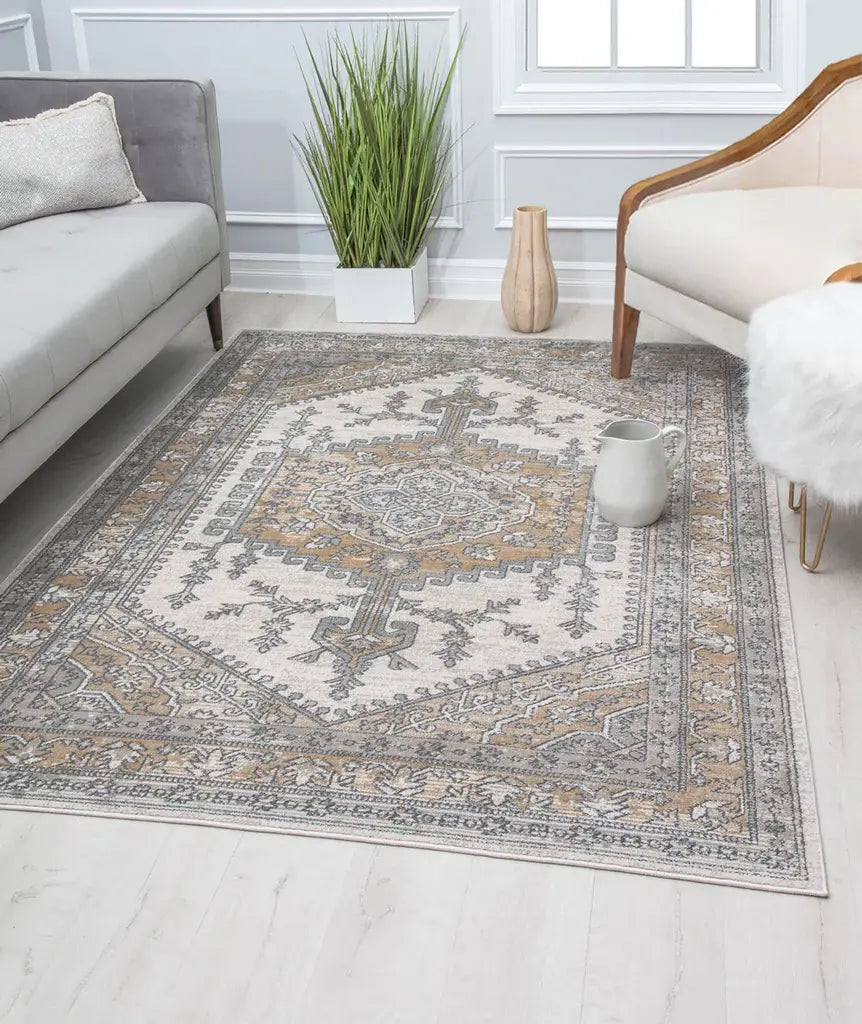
[579, 875, 726, 1024]
[432, 858, 594, 1024]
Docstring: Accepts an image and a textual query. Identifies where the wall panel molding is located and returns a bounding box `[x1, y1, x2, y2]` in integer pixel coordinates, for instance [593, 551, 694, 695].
[0, 13, 40, 70]
[494, 144, 723, 231]
[71, 6, 465, 230]
[229, 251, 615, 303]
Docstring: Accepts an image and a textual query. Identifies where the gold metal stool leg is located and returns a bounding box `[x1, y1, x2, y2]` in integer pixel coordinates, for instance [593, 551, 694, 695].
[788, 482, 804, 512]
[798, 487, 833, 572]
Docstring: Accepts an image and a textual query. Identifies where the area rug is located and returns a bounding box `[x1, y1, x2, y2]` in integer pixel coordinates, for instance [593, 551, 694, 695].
[0, 331, 825, 894]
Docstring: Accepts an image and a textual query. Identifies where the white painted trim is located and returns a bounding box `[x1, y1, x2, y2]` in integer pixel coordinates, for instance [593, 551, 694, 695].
[230, 253, 336, 295]
[71, 6, 465, 231]
[225, 209, 462, 230]
[493, 0, 806, 114]
[494, 144, 723, 230]
[229, 252, 615, 305]
[226, 211, 327, 228]
[0, 13, 40, 71]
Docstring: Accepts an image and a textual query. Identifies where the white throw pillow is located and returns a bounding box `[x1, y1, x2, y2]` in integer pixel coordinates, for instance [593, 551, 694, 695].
[0, 91, 145, 230]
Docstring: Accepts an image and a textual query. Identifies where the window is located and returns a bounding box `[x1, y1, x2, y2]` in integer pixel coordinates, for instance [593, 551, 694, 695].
[537, 0, 758, 72]
[494, 0, 804, 114]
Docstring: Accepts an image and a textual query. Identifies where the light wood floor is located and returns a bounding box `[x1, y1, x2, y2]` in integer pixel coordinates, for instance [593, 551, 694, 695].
[0, 293, 859, 1024]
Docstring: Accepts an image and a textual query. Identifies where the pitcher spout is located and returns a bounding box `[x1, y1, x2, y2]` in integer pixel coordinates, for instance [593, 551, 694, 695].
[595, 419, 661, 444]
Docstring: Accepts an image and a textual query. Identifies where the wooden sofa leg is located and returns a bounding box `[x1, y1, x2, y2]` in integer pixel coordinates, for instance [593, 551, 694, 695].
[611, 302, 639, 379]
[206, 294, 224, 352]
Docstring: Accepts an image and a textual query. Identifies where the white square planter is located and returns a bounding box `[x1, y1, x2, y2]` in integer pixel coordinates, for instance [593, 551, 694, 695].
[333, 248, 429, 323]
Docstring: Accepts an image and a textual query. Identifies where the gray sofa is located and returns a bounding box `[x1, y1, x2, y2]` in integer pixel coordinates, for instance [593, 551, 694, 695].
[0, 74, 229, 505]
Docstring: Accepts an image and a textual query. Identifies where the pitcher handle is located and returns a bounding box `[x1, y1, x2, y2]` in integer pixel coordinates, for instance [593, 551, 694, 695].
[661, 425, 687, 478]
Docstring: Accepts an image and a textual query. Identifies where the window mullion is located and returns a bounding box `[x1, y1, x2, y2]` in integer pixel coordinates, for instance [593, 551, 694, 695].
[610, 0, 619, 68]
[685, 0, 693, 68]
[761, 0, 771, 70]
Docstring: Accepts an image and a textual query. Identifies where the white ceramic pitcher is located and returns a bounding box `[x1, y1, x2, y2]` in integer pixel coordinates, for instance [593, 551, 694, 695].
[593, 419, 687, 528]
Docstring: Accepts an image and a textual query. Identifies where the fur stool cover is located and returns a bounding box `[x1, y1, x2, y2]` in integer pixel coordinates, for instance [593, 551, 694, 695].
[746, 282, 862, 508]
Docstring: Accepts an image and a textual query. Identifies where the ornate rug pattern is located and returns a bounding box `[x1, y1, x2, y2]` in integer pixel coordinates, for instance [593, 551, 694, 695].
[0, 332, 825, 893]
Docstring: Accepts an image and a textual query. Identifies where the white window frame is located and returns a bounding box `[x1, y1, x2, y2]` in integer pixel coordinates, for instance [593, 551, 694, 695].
[493, 0, 806, 114]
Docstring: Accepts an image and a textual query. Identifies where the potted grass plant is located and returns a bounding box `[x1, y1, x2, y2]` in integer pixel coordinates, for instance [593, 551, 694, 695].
[295, 24, 463, 323]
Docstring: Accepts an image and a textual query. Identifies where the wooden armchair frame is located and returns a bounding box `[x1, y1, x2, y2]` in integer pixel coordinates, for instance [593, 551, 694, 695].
[611, 55, 862, 379]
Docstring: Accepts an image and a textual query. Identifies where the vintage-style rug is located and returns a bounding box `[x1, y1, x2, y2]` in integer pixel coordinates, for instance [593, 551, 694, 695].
[0, 331, 825, 893]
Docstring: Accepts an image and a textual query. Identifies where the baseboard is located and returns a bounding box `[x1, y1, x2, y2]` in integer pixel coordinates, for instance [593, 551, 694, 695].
[229, 253, 615, 305]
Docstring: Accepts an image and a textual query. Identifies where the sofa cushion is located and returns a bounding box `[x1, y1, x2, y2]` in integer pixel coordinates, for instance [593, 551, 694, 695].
[625, 186, 862, 323]
[0, 201, 218, 443]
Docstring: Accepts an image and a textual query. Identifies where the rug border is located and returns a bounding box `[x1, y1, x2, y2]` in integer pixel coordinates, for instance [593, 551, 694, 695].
[764, 474, 828, 894]
[0, 801, 827, 896]
[0, 332, 828, 897]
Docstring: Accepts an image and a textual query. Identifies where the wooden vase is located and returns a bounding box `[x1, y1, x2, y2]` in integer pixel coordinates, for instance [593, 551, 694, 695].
[501, 205, 558, 333]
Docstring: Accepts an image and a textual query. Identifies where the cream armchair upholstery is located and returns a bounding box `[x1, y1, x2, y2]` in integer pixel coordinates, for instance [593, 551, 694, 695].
[612, 56, 862, 378]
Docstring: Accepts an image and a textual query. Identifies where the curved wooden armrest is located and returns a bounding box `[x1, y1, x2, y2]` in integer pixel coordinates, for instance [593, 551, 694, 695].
[825, 263, 862, 283]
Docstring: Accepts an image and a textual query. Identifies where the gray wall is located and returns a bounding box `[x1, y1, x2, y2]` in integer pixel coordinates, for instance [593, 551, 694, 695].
[0, 0, 48, 70]
[5, 1, 862, 293]
[808, 0, 862, 77]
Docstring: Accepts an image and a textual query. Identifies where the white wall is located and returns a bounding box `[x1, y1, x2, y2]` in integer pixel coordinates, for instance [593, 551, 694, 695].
[9, 1, 862, 297]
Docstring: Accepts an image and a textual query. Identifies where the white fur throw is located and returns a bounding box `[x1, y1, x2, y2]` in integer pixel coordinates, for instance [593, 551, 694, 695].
[746, 282, 862, 508]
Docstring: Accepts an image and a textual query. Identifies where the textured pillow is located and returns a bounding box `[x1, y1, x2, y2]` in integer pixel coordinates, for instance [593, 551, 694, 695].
[0, 92, 145, 230]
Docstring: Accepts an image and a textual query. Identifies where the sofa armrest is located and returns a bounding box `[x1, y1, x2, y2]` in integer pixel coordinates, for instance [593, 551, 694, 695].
[0, 73, 229, 287]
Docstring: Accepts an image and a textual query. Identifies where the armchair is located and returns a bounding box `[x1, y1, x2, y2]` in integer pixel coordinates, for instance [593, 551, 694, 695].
[611, 56, 862, 378]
